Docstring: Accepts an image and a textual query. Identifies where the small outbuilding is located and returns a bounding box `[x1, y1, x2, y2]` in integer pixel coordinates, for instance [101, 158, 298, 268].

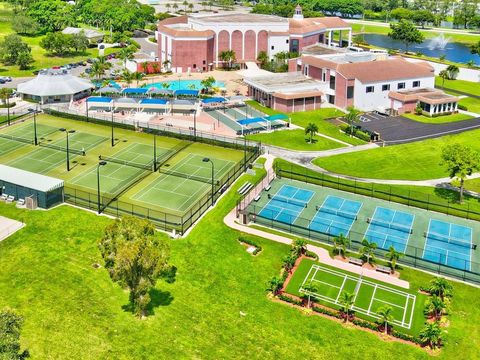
[17, 69, 94, 104]
[62, 27, 104, 44]
[0, 165, 64, 209]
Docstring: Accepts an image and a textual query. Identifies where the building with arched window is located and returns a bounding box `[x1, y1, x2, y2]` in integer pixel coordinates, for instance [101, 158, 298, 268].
[156, 6, 351, 72]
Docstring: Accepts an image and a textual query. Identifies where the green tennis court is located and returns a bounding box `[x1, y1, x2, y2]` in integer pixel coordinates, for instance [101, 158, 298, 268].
[100, 142, 172, 168]
[7, 131, 107, 174]
[5, 121, 58, 140]
[131, 153, 236, 212]
[0, 137, 25, 155]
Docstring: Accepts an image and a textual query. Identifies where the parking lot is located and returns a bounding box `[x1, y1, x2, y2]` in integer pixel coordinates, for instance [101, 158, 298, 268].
[358, 112, 480, 144]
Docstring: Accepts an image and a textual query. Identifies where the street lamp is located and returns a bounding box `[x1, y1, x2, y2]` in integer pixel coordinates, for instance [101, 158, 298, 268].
[97, 160, 107, 214]
[153, 133, 157, 171]
[110, 100, 115, 147]
[28, 105, 38, 145]
[202, 157, 215, 206]
[191, 109, 197, 140]
[59, 128, 75, 171]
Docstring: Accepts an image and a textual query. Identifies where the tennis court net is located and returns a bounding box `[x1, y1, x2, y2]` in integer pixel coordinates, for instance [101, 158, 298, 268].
[427, 231, 473, 249]
[320, 206, 357, 220]
[39, 142, 85, 156]
[269, 194, 307, 208]
[0, 133, 33, 145]
[158, 167, 219, 185]
[368, 218, 412, 234]
[99, 155, 154, 171]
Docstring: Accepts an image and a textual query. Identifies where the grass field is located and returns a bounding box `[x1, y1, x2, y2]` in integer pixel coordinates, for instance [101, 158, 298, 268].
[435, 77, 480, 97]
[285, 259, 427, 335]
[459, 97, 480, 114]
[313, 128, 480, 180]
[0, 3, 117, 77]
[402, 112, 474, 124]
[246, 129, 345, 151]
[0, 114, 244, 218]
[245, 101, 364, 147]
[1, 160, 480, 359]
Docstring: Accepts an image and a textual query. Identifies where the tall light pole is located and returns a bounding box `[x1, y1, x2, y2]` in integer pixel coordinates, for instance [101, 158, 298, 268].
[192, 109, 197, 140]
[28, 106, 38, 145]
[202, 157, 214, 206]
[111, 100, 115, 147]
[243, 135, 247, 172]
[97, 160, 107, 214]
[59, 128, 75, 171]
[153, 133, 157, 171]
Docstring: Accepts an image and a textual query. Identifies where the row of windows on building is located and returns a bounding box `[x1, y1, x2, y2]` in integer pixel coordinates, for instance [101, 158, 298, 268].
[366, 81, 421, 93]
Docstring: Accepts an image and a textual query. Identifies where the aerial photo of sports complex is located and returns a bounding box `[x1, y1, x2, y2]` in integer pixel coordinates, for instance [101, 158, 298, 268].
[0, 0, 480, 358]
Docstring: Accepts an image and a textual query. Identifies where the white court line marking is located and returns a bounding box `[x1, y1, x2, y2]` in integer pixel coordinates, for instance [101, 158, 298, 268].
[335, 275, 348, 303]
[367, 285, 378, 314]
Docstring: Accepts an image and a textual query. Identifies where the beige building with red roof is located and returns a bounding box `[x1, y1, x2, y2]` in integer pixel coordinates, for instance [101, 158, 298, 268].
[245, 51, 456, 115]
[156, 6, 352, 72]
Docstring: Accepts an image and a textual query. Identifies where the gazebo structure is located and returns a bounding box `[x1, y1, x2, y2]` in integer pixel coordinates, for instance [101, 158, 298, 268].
[17, 69, 94, 104]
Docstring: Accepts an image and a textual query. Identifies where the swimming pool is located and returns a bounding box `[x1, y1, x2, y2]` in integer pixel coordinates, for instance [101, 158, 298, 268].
[146, 80, 225, 92]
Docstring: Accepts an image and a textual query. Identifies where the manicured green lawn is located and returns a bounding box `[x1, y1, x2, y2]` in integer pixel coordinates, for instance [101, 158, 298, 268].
[465, 178, 480, 193]
[246, 129, 345, 151]
[435, 77, 480, 97]
[459, 97, 480, 114]
[0, 3, 114, 77]
[313, 128, 480, 180]
[402, 112, 473, 123]
[1, 157, 480, 358]
[246, 101, 365, 146]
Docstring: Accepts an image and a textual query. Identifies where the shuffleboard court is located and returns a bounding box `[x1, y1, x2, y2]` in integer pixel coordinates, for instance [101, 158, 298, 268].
[132, 153, 235, 212]
[300, 264, 416, 329]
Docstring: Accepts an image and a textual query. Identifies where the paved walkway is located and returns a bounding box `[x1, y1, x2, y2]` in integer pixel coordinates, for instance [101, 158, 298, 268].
[0, 216, 25, 242]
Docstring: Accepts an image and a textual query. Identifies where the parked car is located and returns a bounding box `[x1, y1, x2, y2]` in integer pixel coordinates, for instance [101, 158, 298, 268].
[0, 78, 5, 84]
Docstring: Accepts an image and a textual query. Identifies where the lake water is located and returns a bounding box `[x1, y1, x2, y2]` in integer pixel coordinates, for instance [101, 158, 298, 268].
[363, 34, 480, 65]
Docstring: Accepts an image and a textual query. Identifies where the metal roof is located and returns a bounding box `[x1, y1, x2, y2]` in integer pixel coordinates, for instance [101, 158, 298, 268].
[0, 165, 64, 193]
[17, 72, 94, 97]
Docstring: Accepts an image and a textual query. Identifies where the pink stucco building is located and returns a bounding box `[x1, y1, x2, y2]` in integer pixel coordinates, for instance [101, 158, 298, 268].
[156, 6, 352, 72]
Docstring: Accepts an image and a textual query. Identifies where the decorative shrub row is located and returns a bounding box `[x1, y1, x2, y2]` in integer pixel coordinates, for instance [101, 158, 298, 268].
[305, 250, 318, 260]
[238, 236, 262, 255]
[278, 294, 302, 306]
[457, 104, 468, 111]
[312, 305, 340, 319]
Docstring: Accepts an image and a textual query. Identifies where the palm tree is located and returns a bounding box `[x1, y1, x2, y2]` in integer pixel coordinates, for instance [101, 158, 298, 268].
[335, 234, 350, 258]
[429, 277, 453, 301]
[466, 60, 475, 68]
[376, 306, 394, 335]
[0, 88, 13, 125]
[90, 58, 111, 80]
[267, 276, 283, 296]
[162, 59, 171, 72]
[161, 82, 171, 90]
[344, 106, 360, 137]
[201, 1, 207, 11]
[132, 72, 144, 87]
[292, 239, 307, 256]
[151, 62, 160, 74]
[173, 3, 179, 12]
[438, 69, 449, 87]
[338, 291, 355, 322]
[121, 69, 135, 87]
[208, 0, 213, 11]
[419, 322, 443, 349]
[283, 253, 296, 273]
[188, 2, 194, 12]
[386, 246, 402, 272]
[360, 238, 377, 266]
[118, 47, 135, 69]
[446, 64, 459, 80]
[166, 3, 172, 12]
[424, 295, 446, 321]
[304, 123, 319, 144]
[301, 283, 317, 308]
[257, 50, 268, 68]
[219, 50, 236, 69]
[182, 0, 188, 12]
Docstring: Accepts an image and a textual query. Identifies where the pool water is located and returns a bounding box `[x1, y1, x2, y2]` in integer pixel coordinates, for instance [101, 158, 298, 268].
[145, 80, 226, 91]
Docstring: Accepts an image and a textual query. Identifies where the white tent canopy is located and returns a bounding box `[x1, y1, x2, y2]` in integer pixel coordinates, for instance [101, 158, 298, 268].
[17, 70, 94, 103]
